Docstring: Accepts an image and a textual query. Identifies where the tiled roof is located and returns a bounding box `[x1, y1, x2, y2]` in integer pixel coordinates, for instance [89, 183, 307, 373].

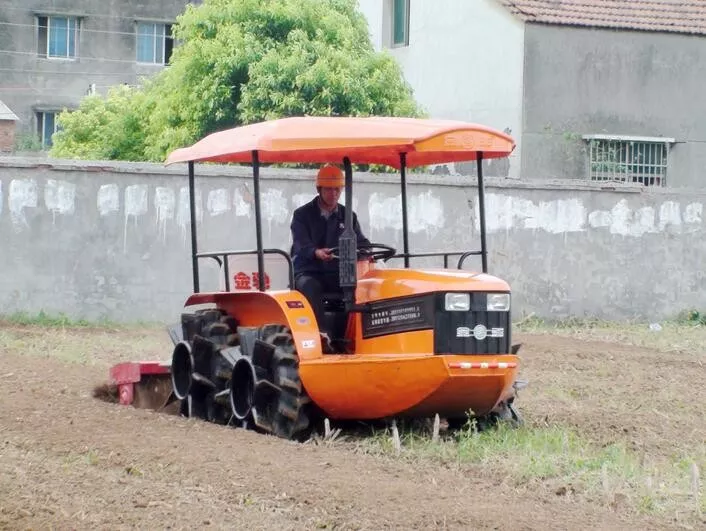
[499, 0, 706, 36]
[0, 100, 19, 121]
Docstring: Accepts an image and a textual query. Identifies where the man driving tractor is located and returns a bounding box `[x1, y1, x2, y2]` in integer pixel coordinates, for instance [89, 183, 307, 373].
[140, 116, 521, 440]
[290, 164, 370, 333]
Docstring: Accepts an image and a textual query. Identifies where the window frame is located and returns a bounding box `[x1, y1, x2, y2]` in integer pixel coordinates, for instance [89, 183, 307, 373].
[391, 0, 410, 47]
[583, 134, 675, 187]
[36, 111, 61, 149]
[136, 21, 174, 65]
[37, 15, 80, 59]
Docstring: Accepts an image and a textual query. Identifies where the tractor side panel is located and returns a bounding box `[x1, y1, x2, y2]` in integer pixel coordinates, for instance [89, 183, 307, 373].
[353, 327, 434, 355]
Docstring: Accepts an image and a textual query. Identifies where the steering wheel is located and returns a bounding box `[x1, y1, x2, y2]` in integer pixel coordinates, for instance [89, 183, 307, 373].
[329, 243, 397, 262]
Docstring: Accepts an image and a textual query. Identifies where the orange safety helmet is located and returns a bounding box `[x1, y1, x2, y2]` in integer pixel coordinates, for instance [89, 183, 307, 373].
[316, 164, 344, 188]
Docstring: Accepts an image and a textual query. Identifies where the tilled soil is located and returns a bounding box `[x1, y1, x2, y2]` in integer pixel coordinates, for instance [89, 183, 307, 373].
[0, 325, 702, 530]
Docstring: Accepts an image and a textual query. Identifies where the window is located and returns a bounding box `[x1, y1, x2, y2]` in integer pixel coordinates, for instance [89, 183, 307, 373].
[36, 111, 60, 148]
[37, 16, 79, 58]
[136, 22, 174, 64]
[392, 0, 410, 47]
[584, 135, 674, 187]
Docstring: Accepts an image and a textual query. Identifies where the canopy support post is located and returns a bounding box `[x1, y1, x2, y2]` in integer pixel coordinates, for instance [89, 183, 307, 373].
[477, 152, 488, 274]
[400, 153, 410, 268]
[252, 151, 266, 291]
[188, 161, 200, 293]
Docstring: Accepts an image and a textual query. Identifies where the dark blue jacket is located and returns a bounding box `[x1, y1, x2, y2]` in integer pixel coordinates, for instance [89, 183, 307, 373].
[291, 197, 370, 276]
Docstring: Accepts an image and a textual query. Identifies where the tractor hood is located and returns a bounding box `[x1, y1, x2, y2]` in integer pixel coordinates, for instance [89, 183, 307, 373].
[356, 268, 510, 303]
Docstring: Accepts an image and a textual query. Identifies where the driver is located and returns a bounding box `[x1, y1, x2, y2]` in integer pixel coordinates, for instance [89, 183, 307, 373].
[290, 164, 371, 330]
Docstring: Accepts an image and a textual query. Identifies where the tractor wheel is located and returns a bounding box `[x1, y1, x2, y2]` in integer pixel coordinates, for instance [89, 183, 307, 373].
[178, 308, 239, 421]
[181, 308, 238, 346]
[261, 326, 313, 441]
[200, 311, 239, 350]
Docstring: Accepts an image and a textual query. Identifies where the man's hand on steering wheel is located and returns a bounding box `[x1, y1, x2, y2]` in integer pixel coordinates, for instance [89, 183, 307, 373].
[328, 243, 397, 262]
[315, 248, 335, 261]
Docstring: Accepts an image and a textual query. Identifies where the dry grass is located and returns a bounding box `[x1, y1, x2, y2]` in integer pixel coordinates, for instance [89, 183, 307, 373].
[515, 315, 706, 355]
[353, 420, 704, 524]
[0, 318, 171, 367]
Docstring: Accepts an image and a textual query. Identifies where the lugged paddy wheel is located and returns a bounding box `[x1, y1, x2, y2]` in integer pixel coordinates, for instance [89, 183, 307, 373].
[260, 325, 313, 441]
[178, 308, 239, 421]
[201, 311, 239, 350]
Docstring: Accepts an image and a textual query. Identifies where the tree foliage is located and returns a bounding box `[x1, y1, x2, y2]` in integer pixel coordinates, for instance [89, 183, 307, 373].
[51, 0, 422, 162]
[51, 85, 151, 160]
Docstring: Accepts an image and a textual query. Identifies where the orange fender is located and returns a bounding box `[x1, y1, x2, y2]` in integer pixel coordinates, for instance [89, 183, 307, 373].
[184, 290, 325, 360]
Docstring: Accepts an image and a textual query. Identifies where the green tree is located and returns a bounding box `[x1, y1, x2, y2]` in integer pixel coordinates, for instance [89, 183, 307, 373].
[52, 0, 422, 162]
[51, 85, 151, 160]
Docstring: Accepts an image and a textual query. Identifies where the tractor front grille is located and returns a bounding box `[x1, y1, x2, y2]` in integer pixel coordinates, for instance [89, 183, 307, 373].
[433, 293, 510, 355]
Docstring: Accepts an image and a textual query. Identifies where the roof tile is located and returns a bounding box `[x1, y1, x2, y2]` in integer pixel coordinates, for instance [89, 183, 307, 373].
[0, 100, 19, 121]
[498, 0, 706, 36]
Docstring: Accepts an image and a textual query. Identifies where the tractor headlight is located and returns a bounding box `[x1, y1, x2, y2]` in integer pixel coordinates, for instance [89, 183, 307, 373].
[445, 293, 470, 311]
[487, 293, 510, 312]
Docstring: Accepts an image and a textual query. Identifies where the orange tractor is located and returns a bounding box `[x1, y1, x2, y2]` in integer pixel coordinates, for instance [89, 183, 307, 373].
[109, 117, 524, 440]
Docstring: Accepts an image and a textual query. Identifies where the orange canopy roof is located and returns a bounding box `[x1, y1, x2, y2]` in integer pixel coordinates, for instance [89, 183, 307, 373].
[164, 117, 514, 169]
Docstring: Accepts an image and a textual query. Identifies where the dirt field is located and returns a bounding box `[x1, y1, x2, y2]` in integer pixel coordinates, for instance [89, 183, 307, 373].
[0, 321, 704, 530]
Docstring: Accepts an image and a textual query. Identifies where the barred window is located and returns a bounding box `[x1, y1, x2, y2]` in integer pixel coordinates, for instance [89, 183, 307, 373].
[584, 135, 674, 187]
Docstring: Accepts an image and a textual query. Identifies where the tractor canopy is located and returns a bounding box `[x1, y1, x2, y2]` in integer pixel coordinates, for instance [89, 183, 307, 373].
[164, 116, 515, 167]
[164, 116, 515, 295]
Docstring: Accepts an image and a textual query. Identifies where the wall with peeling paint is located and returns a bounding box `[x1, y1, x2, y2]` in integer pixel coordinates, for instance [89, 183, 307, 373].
[1, 157, 704, 323]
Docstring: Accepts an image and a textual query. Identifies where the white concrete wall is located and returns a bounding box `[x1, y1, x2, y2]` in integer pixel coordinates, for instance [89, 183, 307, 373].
[357, 0, 525, 178]
[358, 0, 384, 50]
[2, 157, 706, 323]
